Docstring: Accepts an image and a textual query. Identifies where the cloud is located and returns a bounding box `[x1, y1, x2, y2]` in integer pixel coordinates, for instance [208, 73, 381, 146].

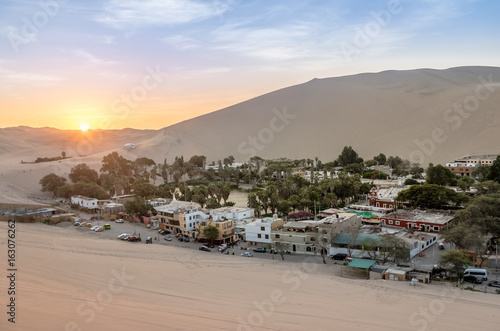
[162, 34, 199, 49]
[7, 73, 63, 82]
[212, 22, 322, 60]
[102, 35, 115, 44]
[95, 0, 229, 28]
[73, 49, 117, 66]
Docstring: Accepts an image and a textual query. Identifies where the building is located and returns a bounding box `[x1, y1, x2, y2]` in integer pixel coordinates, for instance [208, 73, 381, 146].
[369, 186, 409, 209]
[245, 217, 284, 248]
[100, 202, 125, 220]
[380, 209, 454, 233]
[264, 213, 362, 255]
[445, 154, 499, 178]
[210, 206, 254, 221]
[384, 269, 407, 281]
[330, 226, 438, 260]
[153, 201, 201, 234]
[71, 195, 98, 211]
[445, 162, 478, 178]
[148, 198, 169, 208]
[179, 209, 209, 239]
[195, 218, 236, 244]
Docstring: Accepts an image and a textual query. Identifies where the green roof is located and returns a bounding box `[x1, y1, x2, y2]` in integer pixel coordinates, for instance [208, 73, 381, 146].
[331, 233, 382, 246]
[347, 258, 377, 269]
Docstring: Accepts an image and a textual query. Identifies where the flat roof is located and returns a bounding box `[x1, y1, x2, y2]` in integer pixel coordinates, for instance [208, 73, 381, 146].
[383, 210, 453, 224]
[348, 258, 376, 269]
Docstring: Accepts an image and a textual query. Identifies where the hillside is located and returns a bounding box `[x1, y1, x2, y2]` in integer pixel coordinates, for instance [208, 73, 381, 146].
[1, 66, 500, 203]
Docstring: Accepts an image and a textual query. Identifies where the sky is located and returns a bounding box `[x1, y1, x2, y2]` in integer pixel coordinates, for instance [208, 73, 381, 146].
[1, 0, 499, 130]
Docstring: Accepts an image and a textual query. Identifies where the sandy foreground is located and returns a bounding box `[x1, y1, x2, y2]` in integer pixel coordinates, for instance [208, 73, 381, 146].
[0, 222, 498, 331]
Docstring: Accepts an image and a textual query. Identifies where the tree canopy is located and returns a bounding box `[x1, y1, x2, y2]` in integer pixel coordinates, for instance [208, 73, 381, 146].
[336, 146, 363, 166]
[396, 184, 467, 209]
[426, 163, 457, 186]
[40, 173, 67, 195]
[486, 156, 500, 183]
[69, 163, 99, 184]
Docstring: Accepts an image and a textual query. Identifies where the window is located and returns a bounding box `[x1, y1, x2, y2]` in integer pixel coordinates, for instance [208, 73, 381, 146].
[433, 226, 439, 231]
[395, 221, 400, 225]
[275, 234, 280, 239]
[257, 234, 261, 238]
[388, 220, 393, 224]
[306, 247, 312, 252]
[265, 235, 269, 239]
[261, 227, 265, 231]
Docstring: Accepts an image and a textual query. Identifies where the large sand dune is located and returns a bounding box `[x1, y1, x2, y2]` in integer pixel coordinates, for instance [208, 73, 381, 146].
[1, 66, 500, 203]
[0, 221, 498, 331]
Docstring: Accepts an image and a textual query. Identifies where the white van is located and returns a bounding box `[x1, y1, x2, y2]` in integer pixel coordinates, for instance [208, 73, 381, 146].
[464, 268, 488, 281]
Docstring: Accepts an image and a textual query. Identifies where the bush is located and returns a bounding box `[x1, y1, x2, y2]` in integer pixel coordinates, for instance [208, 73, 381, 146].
[404, 178, 419, 185]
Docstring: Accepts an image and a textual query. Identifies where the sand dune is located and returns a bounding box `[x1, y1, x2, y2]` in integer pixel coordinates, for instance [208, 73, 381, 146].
[1, 66, 500, 204]
[0, 221, 498, 331]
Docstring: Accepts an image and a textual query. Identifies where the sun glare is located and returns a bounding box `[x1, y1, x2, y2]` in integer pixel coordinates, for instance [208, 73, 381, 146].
[80, 123, 90, 131]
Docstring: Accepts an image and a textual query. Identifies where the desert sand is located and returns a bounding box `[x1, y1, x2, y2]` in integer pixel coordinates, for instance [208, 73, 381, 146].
[0, 221, 498, 331]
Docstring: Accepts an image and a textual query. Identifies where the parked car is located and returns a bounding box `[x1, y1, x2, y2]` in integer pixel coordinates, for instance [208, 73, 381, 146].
[90, 226, 100, 231]
[128, 236, 141, 242]
[199, 246, 211, 252]
[103, 224, 111, 230]
[95, 227, 104, 232]
[164, 235, 172, 241]
[488, 280, 500, 288]
[438, 243, 445, 250]
[331, 253, 348, 260]
[74, 222, 80, 226]
[117, 233, 129, 240]
[115, 219, 124, 223]
[204, 243, 215, 248]
[463, 275, 483, 284]
[241, 252, 253, 257]
[178, 236, 189, 242]
[253, 247, 266, 253]
[159, 229, 171, 235]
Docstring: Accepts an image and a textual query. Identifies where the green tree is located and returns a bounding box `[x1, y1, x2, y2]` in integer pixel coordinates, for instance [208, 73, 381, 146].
[439, 249, 470, 278]
[374, 153, 387, 165]
[131, 182, 157, 198]
[472, 165, 490, 182]
[124, 197, 151, 221]
[40, 173, 67, 195]
[396, 184, 467, 209]
[101, 152, 132, 177]
[336, 146, 363, 166]
[188, 155, 207, 168]
[404, 178, 419, 186]
[203, 225, 219, 244]
[457, 177, 475, 192]
[486, 156, 500, 183]
[426, 163, 457, 186]
[473, 181, 500, 195]
[69, 163, 99, 183]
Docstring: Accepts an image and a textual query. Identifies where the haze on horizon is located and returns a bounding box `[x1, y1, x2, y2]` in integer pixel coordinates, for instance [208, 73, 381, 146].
[1, 0, 499, 130]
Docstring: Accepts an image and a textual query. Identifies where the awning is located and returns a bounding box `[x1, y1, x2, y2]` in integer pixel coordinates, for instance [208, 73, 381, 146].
[347, 258, 376, 269]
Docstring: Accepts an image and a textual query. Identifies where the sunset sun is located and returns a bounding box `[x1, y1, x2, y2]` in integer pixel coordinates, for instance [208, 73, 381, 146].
[80, 123, 90, 131]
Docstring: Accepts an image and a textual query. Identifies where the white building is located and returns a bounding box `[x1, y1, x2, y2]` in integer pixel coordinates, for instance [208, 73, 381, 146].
[245, 216, 284, 247]
[71, 195, 98, 209]
[210, 207, 254, 222]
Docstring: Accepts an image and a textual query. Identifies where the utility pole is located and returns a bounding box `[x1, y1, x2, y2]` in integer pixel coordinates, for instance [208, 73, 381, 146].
[496, 240, 498, 272]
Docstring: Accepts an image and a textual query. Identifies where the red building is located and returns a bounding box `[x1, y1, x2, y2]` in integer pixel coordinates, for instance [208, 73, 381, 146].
[379, 210, 454, 233]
